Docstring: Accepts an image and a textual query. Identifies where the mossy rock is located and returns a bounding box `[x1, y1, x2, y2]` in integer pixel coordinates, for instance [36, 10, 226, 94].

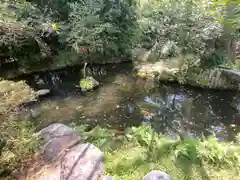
[136, 71, 148, 78]
[79, 76, 99, 92]
[0, 80, 37, 114]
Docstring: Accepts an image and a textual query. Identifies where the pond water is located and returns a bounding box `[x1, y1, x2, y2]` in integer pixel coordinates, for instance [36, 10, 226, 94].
[18, 63, 240, 141]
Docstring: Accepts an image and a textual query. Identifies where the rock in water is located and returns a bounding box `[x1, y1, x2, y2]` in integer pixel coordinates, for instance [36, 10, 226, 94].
[36, 89, 51, 97]
[79, 76, 99, 91]
[143, 171, 174, 180]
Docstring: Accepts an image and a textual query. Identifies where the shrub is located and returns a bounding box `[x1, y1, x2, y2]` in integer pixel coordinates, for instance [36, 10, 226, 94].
[139, 0, 226, 67]
[62, 0, 139, 63]
[0, 0, 239, 69]
[0, 80, 36, 115]
[0, 0, 140, 67]
[72, 124, 240, 179]
[0, 21, 41, 67]
[0, 120, 39, 177]
[0, 0, 62, 69]
[81, 124, 240, 166]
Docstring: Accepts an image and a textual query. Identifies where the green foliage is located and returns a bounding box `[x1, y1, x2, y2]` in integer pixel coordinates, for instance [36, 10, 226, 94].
[0, 0, 139, 69]
[78, 76, 99, 91]
[0, 21, 41, 67]
[199, 137, 240, 165]
[0, 0, 239, 70]
[73, 124, 240, 179]
[138, 0, 236, 67]
[77, 124, 240, 166]
[0, 120, 40, 177]
[29, 0, 69, 21]
[129, 125, 240, 165]
[79, 79, 93, 89]
[64, 0, 139, 62]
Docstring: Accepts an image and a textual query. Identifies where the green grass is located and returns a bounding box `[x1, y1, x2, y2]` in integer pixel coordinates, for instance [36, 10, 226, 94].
[73, 125, 240, 180]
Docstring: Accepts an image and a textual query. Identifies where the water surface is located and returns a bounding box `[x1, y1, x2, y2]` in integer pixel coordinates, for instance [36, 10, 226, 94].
[18, 63, 240, 141]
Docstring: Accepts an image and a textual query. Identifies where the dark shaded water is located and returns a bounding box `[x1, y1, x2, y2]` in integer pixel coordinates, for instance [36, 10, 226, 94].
[18, 63, 240, 141]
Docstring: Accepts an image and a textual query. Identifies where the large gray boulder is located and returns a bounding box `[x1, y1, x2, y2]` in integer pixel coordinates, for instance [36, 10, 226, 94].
[37, 123, 83, 163]
[41, 133, 80, 163]
[37, 123, 79, 142]
[60, 143, 104, 180]
[25, 124, 104, 180]
[143, 170, 174, 180]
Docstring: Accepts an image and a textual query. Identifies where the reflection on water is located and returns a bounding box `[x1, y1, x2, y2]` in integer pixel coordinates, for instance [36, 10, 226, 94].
[18, 63, 240, 141]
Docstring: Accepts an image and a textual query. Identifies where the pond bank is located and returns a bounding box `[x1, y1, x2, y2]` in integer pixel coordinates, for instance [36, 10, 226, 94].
[0, 60, 132, 79]
[23, 123, 240, 180]
[134, 58, 240, 91]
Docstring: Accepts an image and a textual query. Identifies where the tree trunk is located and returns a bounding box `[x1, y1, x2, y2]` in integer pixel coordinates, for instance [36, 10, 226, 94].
[223, 2, 236, 63]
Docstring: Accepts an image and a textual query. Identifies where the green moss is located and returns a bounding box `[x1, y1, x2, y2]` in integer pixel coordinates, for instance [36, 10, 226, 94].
[79, 79, 94, 90]
[136, 71, 148, 78]
[197, 76, 209, 86]
[79, 76, 99, 91]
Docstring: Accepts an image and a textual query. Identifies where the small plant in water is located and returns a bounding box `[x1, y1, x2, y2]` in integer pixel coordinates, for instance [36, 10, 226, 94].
[79, 78, 94, 90]
[136, 71, 147, 78]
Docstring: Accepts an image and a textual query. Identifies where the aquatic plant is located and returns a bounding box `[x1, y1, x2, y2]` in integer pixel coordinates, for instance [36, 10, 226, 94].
[79, 76, 99, 91]
[136, 71, 148, 78]
[79, 79, 94, 91]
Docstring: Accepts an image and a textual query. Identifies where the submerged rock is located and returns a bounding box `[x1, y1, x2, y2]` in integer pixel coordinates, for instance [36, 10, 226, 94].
[143, 170, 174, 180]
[34, 75, 47, 89]
[79, 76, 99, 91]
[36, 89, 51, 97]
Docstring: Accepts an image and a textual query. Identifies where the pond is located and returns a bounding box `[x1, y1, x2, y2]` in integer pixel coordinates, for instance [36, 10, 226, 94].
[17, 63, 240, 141]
